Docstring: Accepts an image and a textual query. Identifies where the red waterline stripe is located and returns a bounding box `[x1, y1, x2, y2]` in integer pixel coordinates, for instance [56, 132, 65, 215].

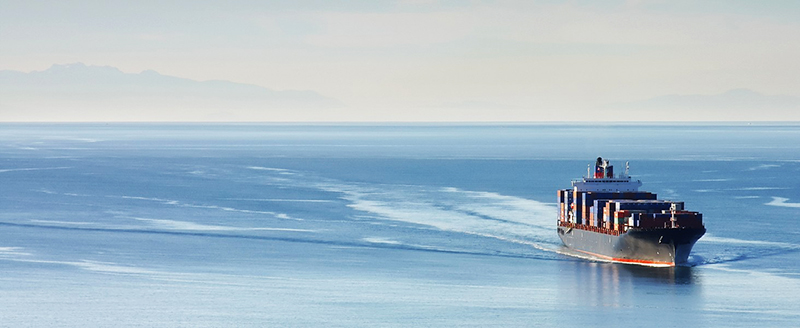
[573, 249, 675, 267]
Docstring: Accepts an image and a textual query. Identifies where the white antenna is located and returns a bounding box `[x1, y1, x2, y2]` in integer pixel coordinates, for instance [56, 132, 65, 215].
[625, 161, 630, 178]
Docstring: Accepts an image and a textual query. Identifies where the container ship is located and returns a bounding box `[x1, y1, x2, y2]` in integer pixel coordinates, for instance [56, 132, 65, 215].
[557, 157, 705, 266]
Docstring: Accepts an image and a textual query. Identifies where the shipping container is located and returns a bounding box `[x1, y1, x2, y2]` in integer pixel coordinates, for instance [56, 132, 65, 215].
[614, 200, 673, 212]
[614, 216, 626, 231]
[573, 190, 583, 224]
[637, 213, 671, 229]
[674, 213, 703, 228]
[615, 210, 631, 218]
[628, 214, 640, 227]
[563, 190, 572, 223]
[582, 195, 590, 225]
[592, 199, 609, 227]
[604, 202, 617, 230]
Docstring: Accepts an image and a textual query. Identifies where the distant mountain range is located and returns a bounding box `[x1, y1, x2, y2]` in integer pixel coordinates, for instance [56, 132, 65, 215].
[604, 89, 800, 120]
[0, 63, 341, 121]
[3, 63, 798, 122]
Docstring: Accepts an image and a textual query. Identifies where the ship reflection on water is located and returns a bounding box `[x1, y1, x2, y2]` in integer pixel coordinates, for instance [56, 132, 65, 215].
[621, 264, 697, 284]
[558, 259, 703, 310]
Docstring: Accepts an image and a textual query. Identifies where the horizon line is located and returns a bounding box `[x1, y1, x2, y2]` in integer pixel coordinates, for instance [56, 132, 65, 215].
[2, 121, 799, 125]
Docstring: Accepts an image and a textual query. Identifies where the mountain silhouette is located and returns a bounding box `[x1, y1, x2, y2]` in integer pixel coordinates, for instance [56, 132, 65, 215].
[0, 63, 341, 121]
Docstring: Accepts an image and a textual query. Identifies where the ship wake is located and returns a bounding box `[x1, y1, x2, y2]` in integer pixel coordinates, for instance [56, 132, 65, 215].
[689, 235, 800, 266]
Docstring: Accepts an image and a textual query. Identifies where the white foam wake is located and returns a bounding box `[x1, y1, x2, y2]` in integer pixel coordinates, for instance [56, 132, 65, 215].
[318, 181, 561, 253]
[702, 234, 799, 248]
[132, 217, 317, 233]
[0, 167, 72, 173]
[246, 166, 296, 175]
[0, 246, 32, 257]
[112, 195, 305, 221]
[692, 233, 800, 266]
[765, 197, 800, 208]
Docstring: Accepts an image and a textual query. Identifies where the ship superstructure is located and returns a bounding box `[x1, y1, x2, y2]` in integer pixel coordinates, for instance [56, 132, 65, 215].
[557, 157, 705, 266]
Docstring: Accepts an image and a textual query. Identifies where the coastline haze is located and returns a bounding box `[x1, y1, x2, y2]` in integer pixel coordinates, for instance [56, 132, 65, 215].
[2, 1, 800, 121]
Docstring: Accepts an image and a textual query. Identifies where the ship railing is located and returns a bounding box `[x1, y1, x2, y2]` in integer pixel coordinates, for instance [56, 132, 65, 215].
[558, 221, 621, 236]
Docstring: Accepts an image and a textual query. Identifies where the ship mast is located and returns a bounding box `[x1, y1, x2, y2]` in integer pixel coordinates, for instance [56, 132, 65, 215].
[670, 203, 678, 228]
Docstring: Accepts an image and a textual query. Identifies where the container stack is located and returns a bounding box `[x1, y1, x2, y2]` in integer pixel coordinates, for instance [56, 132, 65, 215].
[557, 189, 703, 231]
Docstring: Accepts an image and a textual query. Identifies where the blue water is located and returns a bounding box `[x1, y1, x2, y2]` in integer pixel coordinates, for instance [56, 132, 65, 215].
[1, 123, 799, 327]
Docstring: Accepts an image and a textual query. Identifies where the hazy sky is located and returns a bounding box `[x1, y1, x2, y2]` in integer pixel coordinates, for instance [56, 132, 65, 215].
[2, 0, 800, 121]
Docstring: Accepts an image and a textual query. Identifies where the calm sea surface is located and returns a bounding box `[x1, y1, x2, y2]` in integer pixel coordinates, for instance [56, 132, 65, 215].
[1, 123, 799, 327]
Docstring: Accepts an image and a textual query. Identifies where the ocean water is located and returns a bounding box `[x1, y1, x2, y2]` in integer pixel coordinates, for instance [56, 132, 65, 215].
[1, 123, 799, 327]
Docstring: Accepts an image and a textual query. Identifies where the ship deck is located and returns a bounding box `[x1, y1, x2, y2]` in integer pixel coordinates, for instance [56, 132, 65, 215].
[558, 221, 623, 236]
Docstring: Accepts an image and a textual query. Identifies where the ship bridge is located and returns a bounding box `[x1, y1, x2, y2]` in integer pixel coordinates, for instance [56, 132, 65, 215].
[572, 157, 642, 192]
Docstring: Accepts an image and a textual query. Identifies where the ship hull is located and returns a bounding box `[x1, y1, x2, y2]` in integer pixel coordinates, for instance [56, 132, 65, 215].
[557, 226, 706, 266]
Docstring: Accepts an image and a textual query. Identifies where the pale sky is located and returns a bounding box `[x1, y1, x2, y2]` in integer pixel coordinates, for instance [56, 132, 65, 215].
[2, 0, 800, 121]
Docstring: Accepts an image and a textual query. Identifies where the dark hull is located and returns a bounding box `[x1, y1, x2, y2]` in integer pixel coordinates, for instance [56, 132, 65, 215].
[557, 225, 706, 266]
